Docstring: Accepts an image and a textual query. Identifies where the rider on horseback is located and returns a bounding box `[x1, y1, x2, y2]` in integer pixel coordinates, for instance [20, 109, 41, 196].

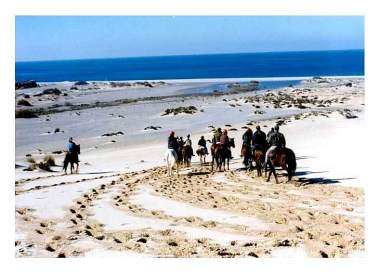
[252, 125, 268, 153]
[241, 127, 253, 157]
[212, 128, 222, 144]
[168, 131, 179, 156]
[220, 129, 232, 159]
[265, 124, 286, 164]
[198, 136, 209, 155]
[67, 137, 77, 153]
[184, 134, 195, 156]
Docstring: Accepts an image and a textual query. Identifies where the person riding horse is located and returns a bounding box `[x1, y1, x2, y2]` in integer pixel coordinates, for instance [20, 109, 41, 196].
[197, 136, 208, 155]
[242, 127, 253, 151]
[184, 134, 195, 156]
[168, 131, 179, 156]
[265, 124, 286, 164]
[252, 125, 268, 153]
[67, 137, 79, 161]
[64, 137, 80, 174]
[220, 129, 232, 159]
[212, 128, 222, 144]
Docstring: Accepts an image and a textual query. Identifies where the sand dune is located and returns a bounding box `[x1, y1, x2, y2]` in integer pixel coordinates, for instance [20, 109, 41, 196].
[15, 77, 365, 257]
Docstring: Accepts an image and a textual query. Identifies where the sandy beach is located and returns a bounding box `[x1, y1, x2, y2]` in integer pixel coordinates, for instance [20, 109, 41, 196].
[15, 76, 365, 257]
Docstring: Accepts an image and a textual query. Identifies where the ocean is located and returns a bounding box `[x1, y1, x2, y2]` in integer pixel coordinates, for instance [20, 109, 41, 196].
[15, 50, 364, 82]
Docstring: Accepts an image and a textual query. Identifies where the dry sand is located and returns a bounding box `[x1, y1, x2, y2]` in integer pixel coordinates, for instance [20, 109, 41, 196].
[15, 77, 365, 257]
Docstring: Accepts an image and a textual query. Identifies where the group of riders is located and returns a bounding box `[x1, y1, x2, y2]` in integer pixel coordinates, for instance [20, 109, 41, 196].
[167, 123, 287, 167]
[63, 123, 287, 173]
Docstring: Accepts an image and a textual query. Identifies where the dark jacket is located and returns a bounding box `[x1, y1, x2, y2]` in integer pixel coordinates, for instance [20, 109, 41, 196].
[198, 138, 206, 147]
[253, 130, 267, 147]
[268, 131, 286, 148]
[168, 136, 179, 151]
[242, 131, 253, 145]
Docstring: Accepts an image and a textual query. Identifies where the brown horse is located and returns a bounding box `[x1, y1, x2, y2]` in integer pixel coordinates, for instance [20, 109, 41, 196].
[211, 138, 235, 172]
[63, 144, 80, 174]
[177, 145, 184, 166]
[265, 147, 296, 184]
[182, 145, 192, 167]
[252, 145, 265, 177]
[241, 144, 252, 169]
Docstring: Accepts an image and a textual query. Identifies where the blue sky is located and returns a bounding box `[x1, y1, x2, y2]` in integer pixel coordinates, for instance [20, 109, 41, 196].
[15, 16, 364, 61]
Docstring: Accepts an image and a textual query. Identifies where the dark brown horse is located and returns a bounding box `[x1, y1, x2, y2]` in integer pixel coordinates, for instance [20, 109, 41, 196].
[177, 145, 184, 166]
[241, 144, 252, 169]
[252, 145, 266, 177]
[182, 145, 192, 167]
[265, 147, 296, 184]
[63, 144, 80, 174]
[211, 138, 235, 172]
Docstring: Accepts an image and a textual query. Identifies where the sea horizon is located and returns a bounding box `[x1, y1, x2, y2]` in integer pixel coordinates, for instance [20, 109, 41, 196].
[16, 49, 364, 82]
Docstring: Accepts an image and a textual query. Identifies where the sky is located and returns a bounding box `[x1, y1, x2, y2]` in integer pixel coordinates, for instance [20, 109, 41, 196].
[15, 16, 364, 62]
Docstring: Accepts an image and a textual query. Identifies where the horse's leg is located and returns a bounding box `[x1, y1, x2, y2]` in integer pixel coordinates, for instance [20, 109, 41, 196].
[266, 162, 274, 182]
[76, 163, 79, 174]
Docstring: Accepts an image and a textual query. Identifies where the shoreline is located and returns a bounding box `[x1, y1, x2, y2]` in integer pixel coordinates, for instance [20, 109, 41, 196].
[25, 75, 365, 85]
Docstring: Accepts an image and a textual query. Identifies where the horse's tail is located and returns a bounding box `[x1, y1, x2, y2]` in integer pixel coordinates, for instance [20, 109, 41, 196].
[287, 148, 297, 172]
[63, 154, 68, 171]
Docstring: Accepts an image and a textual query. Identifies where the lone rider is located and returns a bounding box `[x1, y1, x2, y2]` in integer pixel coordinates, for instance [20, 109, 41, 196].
[197, 135, 209, 155]
[252, 125, 267, 153]
[212, 128, 222, 144]
[168, 131, 179, 156]
[265, 124, 286, 164]
[220, 129, 232, 159]
[67, 137, 77, 154]
[184, 134, 195, 156]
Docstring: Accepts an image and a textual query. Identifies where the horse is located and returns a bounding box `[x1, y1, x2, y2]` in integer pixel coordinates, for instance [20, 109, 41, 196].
[164, 149, 179, 176]
[241, 144, 253, 169]
[252, 145, 266, 177]
[182, 145, 192, 167]
[63, 144, 80, 174]
[177, 145, 184, 166]
[196, 146, 207, 165]
[211, 138, 235, 172]
[265, 147, 297, 184]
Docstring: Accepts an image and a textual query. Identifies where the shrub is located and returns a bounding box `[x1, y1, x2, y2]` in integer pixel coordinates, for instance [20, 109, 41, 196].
[17, 99, 32, 106]
[26, 156, 36, 164]
[43, 155, 56, 166]
[15, 109, 38, 118]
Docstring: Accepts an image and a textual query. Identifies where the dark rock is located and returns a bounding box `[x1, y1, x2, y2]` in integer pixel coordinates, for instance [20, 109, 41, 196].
[39, 88, 61, 96]
[74, 81, 89, 85]
[16, 80, 39, 90]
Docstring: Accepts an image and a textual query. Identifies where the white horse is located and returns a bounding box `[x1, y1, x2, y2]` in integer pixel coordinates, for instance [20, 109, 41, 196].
[164, 149, 179, 176]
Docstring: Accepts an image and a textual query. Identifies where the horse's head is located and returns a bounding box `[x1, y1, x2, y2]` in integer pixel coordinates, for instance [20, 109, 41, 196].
[76, 144, 81, 155]
[229, 138, 235, 148]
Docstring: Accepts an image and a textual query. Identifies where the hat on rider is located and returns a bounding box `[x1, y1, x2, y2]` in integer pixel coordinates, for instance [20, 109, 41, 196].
[170, 131, 175, 136]
[69, 137, 73, 142]
[274, 125, 279, 131]
[187, 134, 190, 138]
[256, 125, 261, 130]
[223, 129, 228, 134]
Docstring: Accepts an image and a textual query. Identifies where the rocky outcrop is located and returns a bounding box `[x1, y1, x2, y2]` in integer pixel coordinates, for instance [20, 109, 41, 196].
[15, 80, 39, 90]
